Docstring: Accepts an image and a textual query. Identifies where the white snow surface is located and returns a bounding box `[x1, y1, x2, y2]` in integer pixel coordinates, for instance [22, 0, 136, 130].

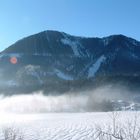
[55, 69, 73, 80]
[0, 112, 139, 140]
[0, 80, 19, 87]
[24, 65, 43, 84]
[0, 53, 23, 58]
[61, 33, 82, 57]
[88, 55, 106, 78]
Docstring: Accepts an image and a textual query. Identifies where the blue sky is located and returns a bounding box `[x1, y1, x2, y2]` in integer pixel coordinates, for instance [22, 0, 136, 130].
[0, 0, 140, 51]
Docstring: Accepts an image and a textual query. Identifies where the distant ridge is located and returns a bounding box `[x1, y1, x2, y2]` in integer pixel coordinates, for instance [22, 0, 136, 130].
[0, 30, 140, 94]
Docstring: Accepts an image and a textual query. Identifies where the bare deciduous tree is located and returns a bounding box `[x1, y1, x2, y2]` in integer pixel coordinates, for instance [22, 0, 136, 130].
[2, 127, 24, 140]
[95, 112, 140, 140]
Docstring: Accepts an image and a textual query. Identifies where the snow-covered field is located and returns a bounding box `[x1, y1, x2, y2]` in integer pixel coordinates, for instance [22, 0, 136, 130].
[0, 112, 140, 140]
[0, 94, 140, 139]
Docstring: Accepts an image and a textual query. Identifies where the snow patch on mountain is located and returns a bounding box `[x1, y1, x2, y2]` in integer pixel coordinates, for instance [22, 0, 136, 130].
[24, 65, 43, 84]
[130, 39, 140, 46]
[7, 80, 19, 87]
[0, 80, 19, 87]
[0, 53, 23, 58]
[61, 38, 81, 56]
[88, 55, 106, 78]
[61, 33, 82, 57]
[102, 38, 110, 46]
[45, 31, 50, 42]
[55, 69, 73, 80]
[102, 37, 113, 46]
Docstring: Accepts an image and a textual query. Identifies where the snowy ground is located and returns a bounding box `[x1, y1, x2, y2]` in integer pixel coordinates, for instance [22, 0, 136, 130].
[0, 112, 139, 140]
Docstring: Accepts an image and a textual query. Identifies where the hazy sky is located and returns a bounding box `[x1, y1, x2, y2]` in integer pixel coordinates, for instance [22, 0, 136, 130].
[0, 0, 140, 51]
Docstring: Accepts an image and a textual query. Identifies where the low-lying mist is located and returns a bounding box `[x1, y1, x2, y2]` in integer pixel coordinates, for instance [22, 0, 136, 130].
[0, 85, 137, 113]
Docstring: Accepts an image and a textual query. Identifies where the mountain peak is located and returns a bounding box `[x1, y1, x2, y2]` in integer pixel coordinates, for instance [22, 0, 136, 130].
[1, 30, 140, 94]
[2, 30, 140, 55]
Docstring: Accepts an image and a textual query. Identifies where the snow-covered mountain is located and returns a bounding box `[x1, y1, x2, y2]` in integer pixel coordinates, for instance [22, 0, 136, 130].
[0, 30, 140, 94]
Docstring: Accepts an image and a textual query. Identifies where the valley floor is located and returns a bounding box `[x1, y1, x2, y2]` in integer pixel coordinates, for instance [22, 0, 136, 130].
[0, 112, 140, 140]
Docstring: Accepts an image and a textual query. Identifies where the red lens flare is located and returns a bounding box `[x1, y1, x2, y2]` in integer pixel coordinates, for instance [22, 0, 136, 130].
[10, 57, 18, 64]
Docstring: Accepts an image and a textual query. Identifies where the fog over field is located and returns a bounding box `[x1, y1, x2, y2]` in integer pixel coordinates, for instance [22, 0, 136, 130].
[0, 85, 137, 113]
